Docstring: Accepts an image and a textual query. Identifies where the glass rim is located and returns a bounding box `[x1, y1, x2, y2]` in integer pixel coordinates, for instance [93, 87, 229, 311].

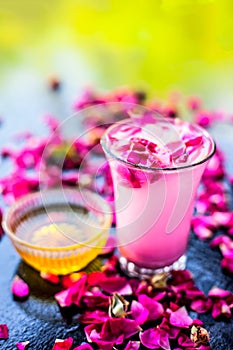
[3, 188, 112, 251]
[101, 117, 216, 172]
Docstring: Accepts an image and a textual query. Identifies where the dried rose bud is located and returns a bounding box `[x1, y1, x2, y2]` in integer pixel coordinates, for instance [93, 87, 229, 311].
[190, 325, 210, 346]
[150, 272, 168, 289]
[109, 293, 129, 318]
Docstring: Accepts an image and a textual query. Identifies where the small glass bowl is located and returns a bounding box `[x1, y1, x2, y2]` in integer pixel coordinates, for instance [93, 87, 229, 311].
[3, 188, 112, 275]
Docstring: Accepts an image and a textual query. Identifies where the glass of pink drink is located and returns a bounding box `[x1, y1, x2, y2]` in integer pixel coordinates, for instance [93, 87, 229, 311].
[101, 113, 215, 278]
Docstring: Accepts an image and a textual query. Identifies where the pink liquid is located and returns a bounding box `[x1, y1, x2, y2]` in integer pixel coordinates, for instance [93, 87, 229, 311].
[102, 115, 215, 269]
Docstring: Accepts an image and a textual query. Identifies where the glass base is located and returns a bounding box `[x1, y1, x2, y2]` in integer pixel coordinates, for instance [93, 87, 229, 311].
[119, 255, 187, 279]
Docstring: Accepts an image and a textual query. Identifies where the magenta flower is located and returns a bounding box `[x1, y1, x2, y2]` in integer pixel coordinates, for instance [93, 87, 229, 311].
[0, 324, 9, 339]
[11, 276, 30, 300]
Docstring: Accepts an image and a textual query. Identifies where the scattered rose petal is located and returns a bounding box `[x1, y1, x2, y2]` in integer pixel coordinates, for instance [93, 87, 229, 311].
[124, 340, 140, 350]
[73, 343, 94, 350]
[169, 307, 193, 328]
[40, 272, 60, 284]
[0, 208, 4, 239]
[140, 327, 170, 350]
[130, 300, 149, 325]
[16, 341, 30, 350]
[177, 333, 194, 347]
[52, 337, 73, 350]
[79, 310, 109, 324]
[208, 286, 232, 298]
[85, 319, 140, 349]
[55, 274, 87, 308]
[221, 257, 233, 273]
[211, 299, 231, 320]
[138, 294, 164, 321]
[0, 324, 9, 339]
[98, 276, 132, 295]
[62, 272, 86, 289]
[11, 276, 30, 300]
[190, 298, 212, 314]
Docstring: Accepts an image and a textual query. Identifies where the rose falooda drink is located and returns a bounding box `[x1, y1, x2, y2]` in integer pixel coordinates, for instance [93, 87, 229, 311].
[101, 113, 215, 276]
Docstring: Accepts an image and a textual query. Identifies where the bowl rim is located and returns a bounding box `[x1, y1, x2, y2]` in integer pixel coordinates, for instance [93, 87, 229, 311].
[3, 187, 112, 251]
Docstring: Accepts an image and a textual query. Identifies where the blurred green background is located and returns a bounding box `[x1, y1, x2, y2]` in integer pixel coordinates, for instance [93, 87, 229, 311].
[1, 0, 233, 116]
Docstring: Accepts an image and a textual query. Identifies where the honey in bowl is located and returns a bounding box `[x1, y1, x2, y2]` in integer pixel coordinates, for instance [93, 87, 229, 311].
[3, 188, 112, 275]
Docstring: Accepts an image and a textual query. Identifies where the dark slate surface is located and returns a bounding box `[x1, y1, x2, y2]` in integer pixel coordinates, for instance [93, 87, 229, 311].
[0, 90, 233, 349]
[1, 229, 233, 349]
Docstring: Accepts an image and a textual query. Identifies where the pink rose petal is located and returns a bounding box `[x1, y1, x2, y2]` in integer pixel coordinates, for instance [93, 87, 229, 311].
[190, 298, 212, 314]
[177, 333, 195, 347]
[138, 294, 164, 321]
[16, 341, 30, 350]
[79, 310, 109, 324]
[130, 300, 149, 325]
[73, 343, 94, 350]
[40, 272, 60, 284]
[52, 337, 73, 350]
[98, 276, 132, 295]
[124, 340, 140, 350]
[169, 307, 193, 328]
[212, 211, 233, 227]
[212, 299, 231, 320]
[140, 327, 170, 350]
[208, 286, 232, 298]
[0, 324, 9, 339]
[85, 319, 140, 349]
[221, 257, 233, 273]
[11, 276, 30, 300]
[62, 272, 86, 289]
[55, 274, 87, 308]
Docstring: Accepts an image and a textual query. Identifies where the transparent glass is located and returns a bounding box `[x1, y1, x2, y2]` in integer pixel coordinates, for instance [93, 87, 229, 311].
[101, 115, 215, 278]
[3, 188, 112, 275]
